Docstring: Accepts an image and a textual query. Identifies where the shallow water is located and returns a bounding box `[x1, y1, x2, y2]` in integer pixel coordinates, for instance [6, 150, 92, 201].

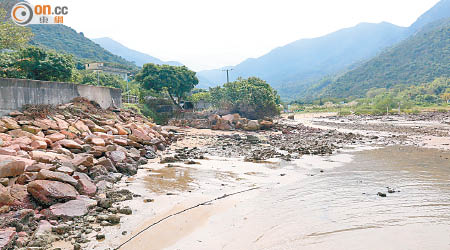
[168, 146, 450, 250]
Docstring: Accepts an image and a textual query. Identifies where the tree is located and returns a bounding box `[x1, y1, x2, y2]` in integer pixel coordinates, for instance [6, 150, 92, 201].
[209, 77, 281, 119]
[15, 47, 75, 82]
[0, 8, 33, 50]
[135, 63, 198, 109]
[442, 92, 450, 104]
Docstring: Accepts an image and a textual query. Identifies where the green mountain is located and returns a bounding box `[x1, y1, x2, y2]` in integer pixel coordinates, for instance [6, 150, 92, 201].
[314, 18, 450, 99]
[92, 37, 183, 67]
[198, 0, 450, 100]
[29, 25, 135, 68]
[197, 22, 409, 98]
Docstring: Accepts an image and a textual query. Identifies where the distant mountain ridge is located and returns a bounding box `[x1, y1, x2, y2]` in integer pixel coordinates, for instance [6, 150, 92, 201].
[92, 37, 183, 67]
[311, 18, 450, 99]
[29, 25, 135, 68]
[197, 0, 450, 100]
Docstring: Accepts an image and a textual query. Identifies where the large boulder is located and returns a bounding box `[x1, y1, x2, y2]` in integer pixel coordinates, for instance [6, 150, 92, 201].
[1, 117, 20, 130]
[0, 147, 17, 156]
[244, 120, 260, 131]
[212, 118, 233, 131]
[36, 169, 78, 186]
[107, 151, 126, 163]
[58, 139, 82, 150]
[0, 228, 16, 249]
[22, 125, 42, 135]
[73, 172, 96, 196]
[45, 196, 97, 218]
[0, 185, 14, 206]
[0, 159, 26, 178]
[27, 180, 78, 206]
[29, 151, 67, 164]
[71, 154, 94, 168]
[46, 133, 65, 142]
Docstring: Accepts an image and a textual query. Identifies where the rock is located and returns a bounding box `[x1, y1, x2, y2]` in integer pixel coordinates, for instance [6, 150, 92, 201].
[0, 185, 13, 206]
[97, 158, 117, 172]
[1, 117, 20, 130]
[33, 220, 52, 239]
[90, 146, 107, 157]
[97, 198, 112, 209]
[0, 147, 17, 156]
[37, 169, 78, 186]
[113, 138, 128, 146]
[59, 139, 82, 150]
[259, 120, 273, 129]
[212, 118, 233, 131]
[22, 125, 42, 134]
[46, 133, 65, 142]
[46, 196, 97, 218]
[25, 163, 55, 172]
[118, 206, 132, 215]
[72, 154, 94, 168]
[0, 178, 8, 186]
[0, 228, 17, 249]
[73, 172, 96, 196]
[108, 150, 126, 163]
[115, 124, 128, 135]
[90, 138, 105, 147]
[74, 120, 90, 133]
[27, 180, 79, 205]
[7, 129, 33, 138]
[30, 140, 47, 150]
[29, 151, 66, 164]
[16, 172, 37, 185]
[244, 120, 260, 131]
[288, 115, 295, 120]
[56, 166, 74, 175]
[8, 184, 34, 209]
[8, 111, 23, 117]
[51, 224, 70, 235]
[107, 214, 120, 224]
[377, 192, 387, 197]
[0, 159, 25, 178]
[96, 234, 105, 240]
[54, 117, 69, 130]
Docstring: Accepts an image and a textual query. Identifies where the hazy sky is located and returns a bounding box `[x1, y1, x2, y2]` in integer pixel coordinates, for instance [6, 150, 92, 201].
[29, 0, 440, 71]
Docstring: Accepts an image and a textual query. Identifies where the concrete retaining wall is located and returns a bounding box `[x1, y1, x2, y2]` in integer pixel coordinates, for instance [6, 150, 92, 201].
[0, 78, 122, 116]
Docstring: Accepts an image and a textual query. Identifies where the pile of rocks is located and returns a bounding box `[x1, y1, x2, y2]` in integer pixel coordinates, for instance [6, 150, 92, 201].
[168, 113, 274, 131]
[0, 98, 173, 248]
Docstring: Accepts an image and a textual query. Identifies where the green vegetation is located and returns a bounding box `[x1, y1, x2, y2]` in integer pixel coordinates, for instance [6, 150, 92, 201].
[1, 47, 75, 82]
[315, 19, 450, 99]
[209, 77, 281, 119]
[0, 8, 33, 50]
[29, 25, 136, 69]
[290, 77, 450, 115]
[135, 63, 199, 109]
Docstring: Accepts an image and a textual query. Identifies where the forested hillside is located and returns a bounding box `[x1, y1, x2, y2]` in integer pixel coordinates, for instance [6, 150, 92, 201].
[315, 19, 450, 99]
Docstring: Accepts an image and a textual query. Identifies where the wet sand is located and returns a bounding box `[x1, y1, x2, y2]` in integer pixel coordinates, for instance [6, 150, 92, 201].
[165, 146, 450, 250]
[89, 114, 450, 250]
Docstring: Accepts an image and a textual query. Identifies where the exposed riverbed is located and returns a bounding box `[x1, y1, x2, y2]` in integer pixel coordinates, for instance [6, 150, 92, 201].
[89, 114, 450, 250]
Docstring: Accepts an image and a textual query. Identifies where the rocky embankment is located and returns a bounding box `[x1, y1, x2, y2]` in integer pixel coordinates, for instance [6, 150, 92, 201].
[168, 113, 274, 131]
[0, 98, 174, 249]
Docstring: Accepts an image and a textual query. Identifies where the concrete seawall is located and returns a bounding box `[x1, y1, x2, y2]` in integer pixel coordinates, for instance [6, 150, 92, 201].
[0, 78, 122, 116]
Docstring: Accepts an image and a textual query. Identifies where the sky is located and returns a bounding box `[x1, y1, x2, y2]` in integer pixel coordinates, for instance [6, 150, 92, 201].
[29, 0, 440, 71]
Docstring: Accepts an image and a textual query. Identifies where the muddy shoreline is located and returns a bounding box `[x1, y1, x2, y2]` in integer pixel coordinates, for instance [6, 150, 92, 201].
[89, 112, 450, 250]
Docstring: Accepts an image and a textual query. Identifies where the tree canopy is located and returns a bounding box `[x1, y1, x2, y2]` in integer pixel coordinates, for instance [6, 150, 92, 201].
[135, 63, 198, 108]
[0, 47, 75, 82]
[0, 8, 33, 50]
[209, 77, 281, 119]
